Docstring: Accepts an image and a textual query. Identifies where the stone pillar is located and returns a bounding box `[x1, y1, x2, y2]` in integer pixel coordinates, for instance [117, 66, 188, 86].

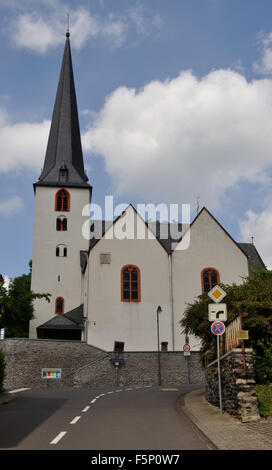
[205, 348, 260, 423]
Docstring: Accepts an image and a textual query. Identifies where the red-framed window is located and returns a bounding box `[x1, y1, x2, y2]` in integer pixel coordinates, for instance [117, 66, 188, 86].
[56, 217, 67, 231]
[55, 297, 64, 314]
[121, 265, 141, 302]
[55, 189, 70, 212]
[201, 268, 220, 294]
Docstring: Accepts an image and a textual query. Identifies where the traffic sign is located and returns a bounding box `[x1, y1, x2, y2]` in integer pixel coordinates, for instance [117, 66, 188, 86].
[208, 303, 227, 322]
[211, 321, 225, 336]
[183, 343, 191, 352]
[208, 285, 226, 304]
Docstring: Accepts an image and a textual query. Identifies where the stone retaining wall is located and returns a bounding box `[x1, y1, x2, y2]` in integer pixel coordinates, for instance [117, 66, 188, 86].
[0, 338, 205, 388]
[205, 348, 260, 423]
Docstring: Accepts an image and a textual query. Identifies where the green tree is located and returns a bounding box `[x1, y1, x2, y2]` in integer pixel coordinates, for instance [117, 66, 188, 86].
[0, 262, 50, 338]
[180, 268, 272, 383]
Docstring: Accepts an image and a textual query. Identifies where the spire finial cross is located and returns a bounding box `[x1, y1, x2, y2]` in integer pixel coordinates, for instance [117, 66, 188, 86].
[66, 13, 70, 37]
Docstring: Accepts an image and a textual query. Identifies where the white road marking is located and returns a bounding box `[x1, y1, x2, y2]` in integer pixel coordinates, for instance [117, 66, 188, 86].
[50, 431, 67, 445]
[82, 406, 90, 412]
[126, 387, 133, 390]
[115, 389, 122, 392]
[107, 391, 114, 394]
[8, 388, 31, 394]
[70, 416, 81, 424]
[91, 399, 96, 403]
[99, 393, 105, 396]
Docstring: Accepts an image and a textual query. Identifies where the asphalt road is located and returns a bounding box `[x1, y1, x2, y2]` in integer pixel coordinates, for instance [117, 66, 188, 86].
[0, 385, 212, 450]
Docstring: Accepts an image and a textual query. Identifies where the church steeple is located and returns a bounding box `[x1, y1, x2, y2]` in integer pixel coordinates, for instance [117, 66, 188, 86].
[36, 33, 90, 188]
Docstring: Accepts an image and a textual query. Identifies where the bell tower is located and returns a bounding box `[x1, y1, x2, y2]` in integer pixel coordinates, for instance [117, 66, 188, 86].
[29, 32, 92, 340]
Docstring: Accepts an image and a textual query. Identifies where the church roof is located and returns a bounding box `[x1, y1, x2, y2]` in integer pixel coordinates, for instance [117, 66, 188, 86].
[237, 243, 266, 270]
[35, 34, 91, 189]
[88, 205, 265, 271]
[37, 304, 84, 330]
[88, 207, 184, 254]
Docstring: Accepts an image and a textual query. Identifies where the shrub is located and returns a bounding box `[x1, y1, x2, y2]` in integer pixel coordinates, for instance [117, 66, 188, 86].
[0, 349, 5, 393]
[254, 339, 272, 384]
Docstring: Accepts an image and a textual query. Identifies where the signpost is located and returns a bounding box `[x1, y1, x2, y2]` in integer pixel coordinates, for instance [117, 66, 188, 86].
[208, 285, 227, 415]
[183, 343, 191, 384]
[183, 343, 191, 356]
[208, 285, 226, 304]
[208, 303, 227, 322]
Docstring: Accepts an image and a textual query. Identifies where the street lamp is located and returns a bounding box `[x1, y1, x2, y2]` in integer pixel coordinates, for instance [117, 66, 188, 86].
[157, 305, 162, 386]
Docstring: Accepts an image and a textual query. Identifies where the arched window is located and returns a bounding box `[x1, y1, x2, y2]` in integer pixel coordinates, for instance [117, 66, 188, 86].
[121, 265, 141, 302]
[56, 217, 67, 231]
[201, 268, 220, 293]
[55, 189, 70, 212]
[55, 297, 64, 314]
[56, 245, 67, 257]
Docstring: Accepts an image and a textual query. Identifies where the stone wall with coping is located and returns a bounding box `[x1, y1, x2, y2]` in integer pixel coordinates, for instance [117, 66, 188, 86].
[0, 338, 205, 389]
[205, 348, 260, 423]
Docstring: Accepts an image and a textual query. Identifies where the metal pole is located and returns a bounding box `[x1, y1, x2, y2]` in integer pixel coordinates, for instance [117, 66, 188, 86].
[217, 335, 223, 414]
[157, 306, 162, 386]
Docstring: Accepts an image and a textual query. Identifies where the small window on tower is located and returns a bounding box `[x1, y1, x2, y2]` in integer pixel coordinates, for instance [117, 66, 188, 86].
[59, 167, 68, 183]
[56, 217, 67, 231]
[55, 297, 64, 314]
[55, 189, 70, 212]
[56, 244, 67, 257]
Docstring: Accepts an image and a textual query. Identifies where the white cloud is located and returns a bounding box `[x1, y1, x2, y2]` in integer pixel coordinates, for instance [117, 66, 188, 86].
[239, 203, 272, 269]
[254, 32, 272, 74]
[82, 69, 272, 210]
[8, 2, 162, 53]
[0, 114, 50, 173]
[0, 195, 24, 215]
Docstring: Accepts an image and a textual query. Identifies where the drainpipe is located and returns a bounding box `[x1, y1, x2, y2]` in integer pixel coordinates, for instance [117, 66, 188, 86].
[84, 252, 89, 343]
[168, 253, 175, 351]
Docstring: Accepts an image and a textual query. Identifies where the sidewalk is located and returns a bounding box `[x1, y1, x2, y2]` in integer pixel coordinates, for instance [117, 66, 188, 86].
[180, 388, 272, 450]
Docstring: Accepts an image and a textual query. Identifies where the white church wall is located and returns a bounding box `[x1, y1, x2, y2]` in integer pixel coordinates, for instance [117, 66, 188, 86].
[172, 208, 249, 351]
[29, 185, 91, 338]
[87, 206, 172, 351]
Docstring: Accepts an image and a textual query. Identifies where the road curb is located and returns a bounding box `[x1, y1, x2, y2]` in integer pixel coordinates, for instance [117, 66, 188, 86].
[175, 392, 218, 450]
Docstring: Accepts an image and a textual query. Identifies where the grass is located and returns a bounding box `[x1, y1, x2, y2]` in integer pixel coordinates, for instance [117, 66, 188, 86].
[256, 384, 272, 417]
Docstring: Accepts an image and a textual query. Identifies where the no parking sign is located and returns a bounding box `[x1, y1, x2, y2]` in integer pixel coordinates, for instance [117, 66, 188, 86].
[211, 321, 225, 336]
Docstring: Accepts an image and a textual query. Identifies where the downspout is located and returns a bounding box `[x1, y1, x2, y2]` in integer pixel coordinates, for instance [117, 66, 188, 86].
[168, 252, 175, 351]
[84, 252, 89, 343]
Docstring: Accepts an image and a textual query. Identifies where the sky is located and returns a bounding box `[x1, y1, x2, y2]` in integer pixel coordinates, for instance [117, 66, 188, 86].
[1, 0, 272, 279]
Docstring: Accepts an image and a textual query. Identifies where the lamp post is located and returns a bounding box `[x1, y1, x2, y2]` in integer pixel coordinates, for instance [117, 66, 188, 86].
[157, 305, 162, 386]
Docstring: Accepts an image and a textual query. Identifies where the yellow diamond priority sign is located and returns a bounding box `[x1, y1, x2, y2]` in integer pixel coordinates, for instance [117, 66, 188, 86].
[208, 285, 226, 304]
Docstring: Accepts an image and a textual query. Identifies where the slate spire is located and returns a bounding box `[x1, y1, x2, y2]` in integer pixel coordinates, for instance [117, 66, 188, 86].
[36, 33, 90, 188]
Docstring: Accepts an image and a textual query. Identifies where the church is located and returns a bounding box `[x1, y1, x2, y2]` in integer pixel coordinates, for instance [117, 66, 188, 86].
[29, 33, 265, 352]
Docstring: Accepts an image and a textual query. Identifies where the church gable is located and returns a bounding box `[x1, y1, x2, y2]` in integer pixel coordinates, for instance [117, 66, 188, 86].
[89, 204, 170, 255]
[174, 207, 248, 260]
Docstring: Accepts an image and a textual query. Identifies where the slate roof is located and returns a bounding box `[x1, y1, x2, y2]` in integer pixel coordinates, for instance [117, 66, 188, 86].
[237, 243, 266, 270]
[88, 209, 266, 272]
[35, 35, 91, 189]
[89, 218, 184, 253]
[37, 304, 84, 331]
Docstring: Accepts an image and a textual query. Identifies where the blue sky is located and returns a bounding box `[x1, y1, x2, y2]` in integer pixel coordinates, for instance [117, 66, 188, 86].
[1, 0, 272, 279]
